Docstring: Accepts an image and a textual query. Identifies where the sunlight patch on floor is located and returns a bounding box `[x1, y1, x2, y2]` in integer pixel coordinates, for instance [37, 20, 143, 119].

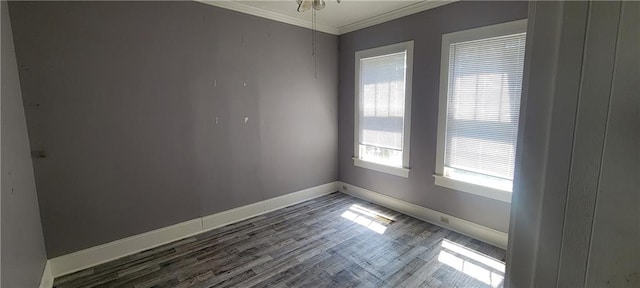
[340, 204, 393, 234]
[438, 239, 505, 287]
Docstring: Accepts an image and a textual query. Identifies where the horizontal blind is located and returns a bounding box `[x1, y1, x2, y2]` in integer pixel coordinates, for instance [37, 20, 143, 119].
[359, 52, 407, 150]
[445, 33, 526, 180]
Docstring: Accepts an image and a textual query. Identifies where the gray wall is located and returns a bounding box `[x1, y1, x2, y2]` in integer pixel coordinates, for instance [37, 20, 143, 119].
[9, 1, 338, 258]
[1, 1, 48, 286]
[338, 1, 527, 233]
[507, 1, 639, 287]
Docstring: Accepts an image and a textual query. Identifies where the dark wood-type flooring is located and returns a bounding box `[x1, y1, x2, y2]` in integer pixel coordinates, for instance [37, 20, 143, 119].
[54, 192, 506, 288]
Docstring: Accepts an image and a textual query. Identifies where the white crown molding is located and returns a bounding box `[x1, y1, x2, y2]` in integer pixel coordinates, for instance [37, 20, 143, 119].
[195, 0, 458, 35]
[195, 0, 339, 34]
[337, 0, 458, 34]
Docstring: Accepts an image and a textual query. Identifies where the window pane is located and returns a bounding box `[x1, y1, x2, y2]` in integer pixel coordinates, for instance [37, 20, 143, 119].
[359, 144, 403, 167]
[445, 33, 526, 182]
[359, 52, 406, 163]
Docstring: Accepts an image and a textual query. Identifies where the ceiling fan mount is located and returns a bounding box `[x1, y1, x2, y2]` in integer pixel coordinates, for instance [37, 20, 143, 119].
[296, 0, 341, 12]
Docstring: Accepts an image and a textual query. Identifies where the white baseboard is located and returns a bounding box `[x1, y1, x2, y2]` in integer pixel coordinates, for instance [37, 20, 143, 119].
[338, 181, 508, 249]
[45, 181, 502, 280]
[48, 219, 203, 278]
[202, 182, 338, 230]
[39, 260, 54, 288]
[48, 181, 338, 278]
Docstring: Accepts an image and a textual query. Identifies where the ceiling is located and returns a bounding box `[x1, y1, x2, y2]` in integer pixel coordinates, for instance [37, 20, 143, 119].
[197, 0, 456, 35]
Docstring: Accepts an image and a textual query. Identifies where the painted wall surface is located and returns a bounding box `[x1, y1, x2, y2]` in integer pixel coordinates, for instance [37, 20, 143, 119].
[338, 1, 527, 233]
[585, 3, 639, 286]
[1, 1, 48, 286]
[556, 2, 639, 287]
[9, 1, 338, 257]
[507, 1, 639, 287]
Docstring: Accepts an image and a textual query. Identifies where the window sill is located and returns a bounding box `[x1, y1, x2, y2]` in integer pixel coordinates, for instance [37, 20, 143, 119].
[353, 158, 410, 178]
[433, 175, 512, 203]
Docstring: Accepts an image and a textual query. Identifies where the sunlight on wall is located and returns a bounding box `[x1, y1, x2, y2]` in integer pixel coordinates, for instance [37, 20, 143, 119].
[340, 204, 393, 234]
[438, 239, 505, 287]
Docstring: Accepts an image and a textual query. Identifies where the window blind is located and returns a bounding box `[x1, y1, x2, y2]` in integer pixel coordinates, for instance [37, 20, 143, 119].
[444, 33, 526, 187]
[358, 52, 407, 166]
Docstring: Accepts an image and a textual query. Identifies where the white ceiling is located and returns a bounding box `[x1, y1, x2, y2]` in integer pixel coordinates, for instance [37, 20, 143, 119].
[197, 0, 456, 35]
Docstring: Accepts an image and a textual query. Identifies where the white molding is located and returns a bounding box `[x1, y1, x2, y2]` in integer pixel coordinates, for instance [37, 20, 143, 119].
[337, 1, 458, 34]
[48, 219, 203, 278]
[433, 175, 512, 203]
[434, 19, 527, 203]
[338, 181, 509, 249]
[441, 19, 528, 45]
[353, 158, 410, 178]
[39, 260, 54, 288]
[202, 182, 338, 230]
[48, 181, 338, 278]
[195, 1, 458, 35]
[195, 0, 339, 35]
[353, 40, 414, 176]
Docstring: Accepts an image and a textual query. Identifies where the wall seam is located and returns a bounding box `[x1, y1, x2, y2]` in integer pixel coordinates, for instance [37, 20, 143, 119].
[553, 2, 591, 287]
[582, 2, 623, 284]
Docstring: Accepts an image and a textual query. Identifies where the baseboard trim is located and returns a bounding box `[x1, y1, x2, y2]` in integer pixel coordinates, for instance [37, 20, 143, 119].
[201, 182, 339, 230]
[337, 181, 508, 249]
[48, 219, 203, 278]
[48, 181, 338, 278]
[39, 260, 54, 288]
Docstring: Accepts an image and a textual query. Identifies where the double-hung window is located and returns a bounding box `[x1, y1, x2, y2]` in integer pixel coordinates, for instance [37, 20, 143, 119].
[354, 41, 413, 178]
[435, 20, 527, 202]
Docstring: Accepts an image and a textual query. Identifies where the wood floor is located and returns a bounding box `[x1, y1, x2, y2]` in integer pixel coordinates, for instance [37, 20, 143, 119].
[53, 192, 506, 288]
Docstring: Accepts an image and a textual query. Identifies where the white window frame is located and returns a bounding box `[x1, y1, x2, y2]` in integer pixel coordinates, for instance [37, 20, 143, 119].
[353, 41, 414, 178]
[434, 19, 527, 203]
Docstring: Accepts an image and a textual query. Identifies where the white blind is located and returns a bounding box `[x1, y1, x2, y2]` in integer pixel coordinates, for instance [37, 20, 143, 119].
[359, 52, 407, 151]
[444, 33, 526, 182]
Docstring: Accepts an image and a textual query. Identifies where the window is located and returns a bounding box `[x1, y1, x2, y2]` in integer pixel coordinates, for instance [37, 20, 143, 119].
[435, 20, 527, 202]
[354, 41, 413, 178]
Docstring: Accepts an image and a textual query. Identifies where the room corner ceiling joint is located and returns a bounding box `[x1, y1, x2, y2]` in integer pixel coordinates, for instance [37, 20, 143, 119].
[196, 0, 458, 35]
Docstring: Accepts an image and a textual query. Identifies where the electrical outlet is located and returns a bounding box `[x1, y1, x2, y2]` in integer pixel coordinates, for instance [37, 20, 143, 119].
[440, 216, 450, 224]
